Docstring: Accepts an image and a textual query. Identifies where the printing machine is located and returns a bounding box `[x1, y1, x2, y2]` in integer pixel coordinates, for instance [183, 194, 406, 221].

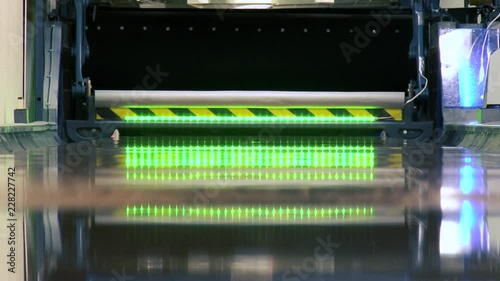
[20, 1, 500, 281]
[52, 0, 448, 142]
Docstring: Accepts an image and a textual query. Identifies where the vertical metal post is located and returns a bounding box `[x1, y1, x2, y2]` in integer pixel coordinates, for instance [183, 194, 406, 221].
[43, 22, 62, 123]
[73, 0, 89, 98]
[75, 218, 86, 268]
[413, 0, 428, 98]
[34, 0, 45, 121]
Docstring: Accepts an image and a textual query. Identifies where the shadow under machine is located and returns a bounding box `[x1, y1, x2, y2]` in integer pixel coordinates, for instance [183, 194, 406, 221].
[61, 0, 444, 141]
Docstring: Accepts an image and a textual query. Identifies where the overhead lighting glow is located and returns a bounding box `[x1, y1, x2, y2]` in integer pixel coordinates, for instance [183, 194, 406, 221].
[440, 200, 485, 255]
[124, 116, 376, 123]
[459, 164, 484, 195]
[458, 58, 479, 108]
[459, 166, 475, 195]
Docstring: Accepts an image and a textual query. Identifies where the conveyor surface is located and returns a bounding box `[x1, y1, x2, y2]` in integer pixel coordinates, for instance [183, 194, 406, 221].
[1, 136, 499, 281]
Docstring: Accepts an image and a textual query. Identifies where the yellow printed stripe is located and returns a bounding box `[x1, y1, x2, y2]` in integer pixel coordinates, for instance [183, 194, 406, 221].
[385, 109, 403, 121]
[111, 108, 137, 119]
[307, 108, 335, 117]
[268, 108, 296, 117]
[150, 108, 176, 116]
[229, 108, 255, 117]
[346, 109, 373, 118]
[387, 154, 403, 168]
[189, 108, 216, 117]
[100, 107, 403, 121]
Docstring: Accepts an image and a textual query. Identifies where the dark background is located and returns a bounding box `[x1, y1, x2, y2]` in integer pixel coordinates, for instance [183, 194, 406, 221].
[83, 8, 416, 92]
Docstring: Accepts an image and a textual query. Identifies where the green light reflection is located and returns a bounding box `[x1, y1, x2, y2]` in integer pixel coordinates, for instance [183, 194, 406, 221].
[125, 204, 375, 221]
[125, 145, 375, 168]
[125, 171, 375, 181]
[125, 116, 376, 123]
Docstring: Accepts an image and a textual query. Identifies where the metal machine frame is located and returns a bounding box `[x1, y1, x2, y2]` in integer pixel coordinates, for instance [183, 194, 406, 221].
[58, 0, 443, 142]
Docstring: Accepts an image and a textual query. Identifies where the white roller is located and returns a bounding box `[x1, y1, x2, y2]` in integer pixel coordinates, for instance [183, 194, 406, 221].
[94, 90, 405, 108]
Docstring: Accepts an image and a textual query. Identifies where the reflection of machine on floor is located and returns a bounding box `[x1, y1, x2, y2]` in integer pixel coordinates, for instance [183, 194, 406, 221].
[23, 138, 497, 280]
[58, 0, 444, 142]
[23, 207, 500, 281]
[40, 208, 499, 281]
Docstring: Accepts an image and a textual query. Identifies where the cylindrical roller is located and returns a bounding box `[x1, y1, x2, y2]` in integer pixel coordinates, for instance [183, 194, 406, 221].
[94, 90, 405, 108]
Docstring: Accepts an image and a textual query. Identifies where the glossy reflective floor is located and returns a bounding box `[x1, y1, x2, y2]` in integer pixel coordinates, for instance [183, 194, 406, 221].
[2, 136, 500, 281]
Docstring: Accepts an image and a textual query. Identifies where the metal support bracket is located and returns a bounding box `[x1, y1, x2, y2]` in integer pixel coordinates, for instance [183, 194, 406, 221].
[44, 22, 62, 123]
[86, 80, 96, 123]
[412, 0, 428, 98]
[428, 0, 442, 18]
[66, 119, 434, 142]
[72, 0, 90, 98]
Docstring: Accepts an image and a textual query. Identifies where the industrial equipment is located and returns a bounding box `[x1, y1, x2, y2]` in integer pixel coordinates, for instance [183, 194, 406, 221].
[14, 1, 500, 281]
[58, 0, 443, 142]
